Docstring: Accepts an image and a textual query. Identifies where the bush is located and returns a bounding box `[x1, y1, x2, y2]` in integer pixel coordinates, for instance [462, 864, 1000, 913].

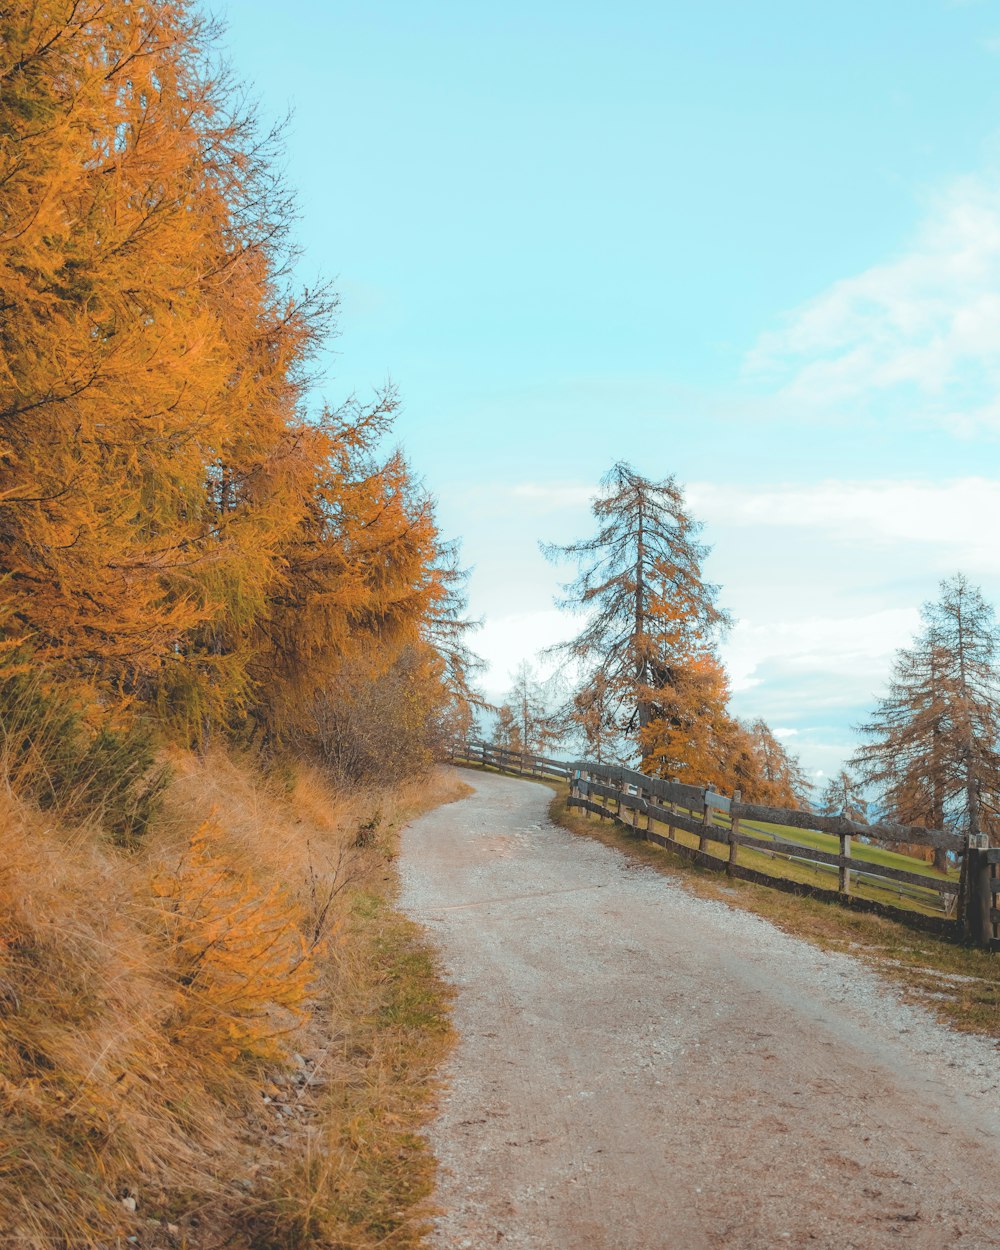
[151, 819, 315, 1064]
[309, 645, 450, 788]
[0, 653, 167, 842]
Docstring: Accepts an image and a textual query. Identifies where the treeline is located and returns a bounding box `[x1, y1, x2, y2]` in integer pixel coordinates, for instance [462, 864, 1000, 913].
[494, 463, 809, 808]
[1, 1, 476, 821]
[493, 466, 1000, 856]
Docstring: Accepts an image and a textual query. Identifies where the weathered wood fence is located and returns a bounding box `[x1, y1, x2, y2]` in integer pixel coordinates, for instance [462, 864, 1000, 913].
[450, 739, 999, 950]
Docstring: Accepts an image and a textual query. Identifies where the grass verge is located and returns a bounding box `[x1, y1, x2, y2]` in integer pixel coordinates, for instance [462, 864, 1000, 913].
[240, 769, 469, 1250]
[0, 750, 469, 1249]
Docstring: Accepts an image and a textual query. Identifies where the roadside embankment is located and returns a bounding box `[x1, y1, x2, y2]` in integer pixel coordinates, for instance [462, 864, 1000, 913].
[0, 748, 467, 1249]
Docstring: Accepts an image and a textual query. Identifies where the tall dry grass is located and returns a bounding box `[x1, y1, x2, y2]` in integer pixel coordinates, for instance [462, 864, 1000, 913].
[0, 745, 467, 1248]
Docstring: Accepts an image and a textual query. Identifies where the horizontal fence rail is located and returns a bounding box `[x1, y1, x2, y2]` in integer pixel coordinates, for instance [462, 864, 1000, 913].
[450, 739, 998, 950]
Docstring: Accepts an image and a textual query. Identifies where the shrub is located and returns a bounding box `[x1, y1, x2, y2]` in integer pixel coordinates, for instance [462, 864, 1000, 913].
[151, 819, 315, 1065]
[0, 653, 167, 842]
[309, 645, 450, 788]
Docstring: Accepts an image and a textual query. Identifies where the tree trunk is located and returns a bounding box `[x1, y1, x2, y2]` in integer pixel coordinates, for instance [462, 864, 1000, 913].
[635, 497, 649, 767]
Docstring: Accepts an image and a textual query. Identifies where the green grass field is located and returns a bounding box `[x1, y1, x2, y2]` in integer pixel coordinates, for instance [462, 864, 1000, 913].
[459, 754, 957, 919]
[598, 796, 956, 918]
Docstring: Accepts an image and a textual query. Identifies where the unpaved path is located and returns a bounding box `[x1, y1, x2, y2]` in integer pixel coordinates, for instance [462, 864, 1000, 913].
[399, 771, 1000, 1250]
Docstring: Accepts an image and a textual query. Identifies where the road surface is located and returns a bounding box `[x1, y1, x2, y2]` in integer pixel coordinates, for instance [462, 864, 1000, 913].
[399, 771, 1000, 1250]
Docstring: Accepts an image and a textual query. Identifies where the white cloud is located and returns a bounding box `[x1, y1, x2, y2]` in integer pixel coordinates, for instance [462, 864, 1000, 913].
[510, 482, 596, 510]
[688, 476, 1000, 572]
[721, 607, 921, 697]
[504, 475, 1000, 571]
[747, 176, 1000, 429]
[475, 609, 573, 698]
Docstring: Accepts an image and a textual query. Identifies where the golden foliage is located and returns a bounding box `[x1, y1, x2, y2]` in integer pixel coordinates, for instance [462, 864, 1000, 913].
[641, 655, 733, 788]
[0, 2, 473, 751]
[0, 748, 464, 1246]
[1, 1, 325, 715]
[151, 818, 314, 1064]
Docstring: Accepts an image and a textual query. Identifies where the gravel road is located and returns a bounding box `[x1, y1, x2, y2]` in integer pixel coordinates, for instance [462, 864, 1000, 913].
[398, 771, 1000, 1250]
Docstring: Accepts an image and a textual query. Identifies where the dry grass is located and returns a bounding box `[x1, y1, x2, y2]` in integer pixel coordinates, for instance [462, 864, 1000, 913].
[543, 784, 1000, 1042]
[0, 750, 468, 1248]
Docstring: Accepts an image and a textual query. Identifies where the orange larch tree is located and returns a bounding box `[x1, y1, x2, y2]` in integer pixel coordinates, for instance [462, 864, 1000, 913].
[0, 0, 330, 726]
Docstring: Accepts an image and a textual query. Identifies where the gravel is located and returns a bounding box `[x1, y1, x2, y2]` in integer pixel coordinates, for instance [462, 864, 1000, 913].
[399, 770, 1000, 1250]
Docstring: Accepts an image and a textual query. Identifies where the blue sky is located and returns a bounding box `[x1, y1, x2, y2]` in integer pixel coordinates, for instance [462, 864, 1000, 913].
[223, 0, 1000, 782]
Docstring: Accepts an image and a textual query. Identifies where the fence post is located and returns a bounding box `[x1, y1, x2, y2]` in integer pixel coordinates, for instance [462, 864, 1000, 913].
[966, 835, 993, 948]
[839, 830, 852, 897]
[633, 785, 644, 837]
[699, 790, 711, 853]
[727, 789, 741, 874]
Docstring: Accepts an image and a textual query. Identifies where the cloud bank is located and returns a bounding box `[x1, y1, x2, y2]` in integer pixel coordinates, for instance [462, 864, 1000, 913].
[747, 176, 1000, 432]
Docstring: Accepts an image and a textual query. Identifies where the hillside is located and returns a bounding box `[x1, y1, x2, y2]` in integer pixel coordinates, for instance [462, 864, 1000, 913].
[0, 746, 465, 1247]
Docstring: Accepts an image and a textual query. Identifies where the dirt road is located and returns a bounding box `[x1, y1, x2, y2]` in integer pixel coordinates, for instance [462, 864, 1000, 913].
[399, 771, 1000, 1250]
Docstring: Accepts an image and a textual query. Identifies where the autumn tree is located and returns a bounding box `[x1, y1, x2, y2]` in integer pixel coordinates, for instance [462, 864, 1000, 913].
[495, 705, 522, 752]
[0, 0, 331, 731]
[566, 669, 625, 764]
[0, 0, 480, 775]
[251, 412, 482, 761]
[424, 541, 487, 731]
[503, 662, 560, 756]
[818, 769, 868, 825]
[642, 657, 734, 787]
[738, 718, 811, 807]
[544, 463, 731, 777]
[854, 575, 1000, 859]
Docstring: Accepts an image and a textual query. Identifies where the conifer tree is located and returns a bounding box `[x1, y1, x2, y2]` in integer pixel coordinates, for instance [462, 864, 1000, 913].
[505, 661, 556, 755]
[424, 542, 487, 721]
[0, 1, 477, 765]
[819, 769, 868, 824]
[495, 705, 522, 752]
[740, 718, 812, 807]
[854, 574, 1000, 855]
[544, 463, 731, 774]
[567, 669, 624, 764]
[0, 0, 331, 726]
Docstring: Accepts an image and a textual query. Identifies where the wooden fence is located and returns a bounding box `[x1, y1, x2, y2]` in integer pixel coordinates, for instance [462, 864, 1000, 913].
[450, 739, 999, 950]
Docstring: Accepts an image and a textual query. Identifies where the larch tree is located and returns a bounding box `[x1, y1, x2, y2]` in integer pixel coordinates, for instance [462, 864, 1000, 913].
[250, 410, 451, 743]
[818, 769, 868, 825]
[739, 718, 812, 808]
[566, 668, 625, 765]
[505, 662, 556, 755]
[423, 540, 487, 734]
[1, 0, 480, 769]
[495, 704, 522, 752]
[854, 574, 1000, 860]
[0, 0, 331, 728]
[544, 462, 731, 777]
[853, 632, 947, 832]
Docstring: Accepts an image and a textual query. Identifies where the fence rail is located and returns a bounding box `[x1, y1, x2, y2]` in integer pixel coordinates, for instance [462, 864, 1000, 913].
[450, 739, 997, 950]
